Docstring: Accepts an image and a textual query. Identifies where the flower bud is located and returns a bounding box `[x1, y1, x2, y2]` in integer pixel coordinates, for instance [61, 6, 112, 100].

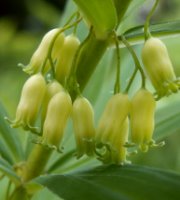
[96, 93, 130, 164]
[42, 91, 72, 148]
[41, 80, 64, 125]
[55, 34, 80, 83]
[13, 74, 46, 129]
[142, 37, 179, 98]
[130, 89, 156, 152]
[23, 28, 64, 74]
[72, 97, 95, 158]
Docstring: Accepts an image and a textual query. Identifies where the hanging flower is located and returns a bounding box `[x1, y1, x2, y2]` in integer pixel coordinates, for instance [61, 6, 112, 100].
[142, 37, 180, 99]
[96, 93, 130, 164]
[72, 96, 95, 158]
[41, 80, 64, 125]
[9, 74, 46, 131]
[42, 91, 72, 148]
[23, 28, 65, 74]
[55, 34, 80, 83]
[130, 89, 156, 152]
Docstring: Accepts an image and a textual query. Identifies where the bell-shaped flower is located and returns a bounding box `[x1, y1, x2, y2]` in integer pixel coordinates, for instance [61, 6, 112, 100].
[9, 74, 46, 131]
[41, 80, 64, 125]
[42, 91, 72, 148]
[72, 96, 95, 158]
[55, 34, 80, 84]
[23, 28, 65, 74]
[142, 37, 180, 99]
[130, 89, 156, 152]
[96, 93, 130, 164]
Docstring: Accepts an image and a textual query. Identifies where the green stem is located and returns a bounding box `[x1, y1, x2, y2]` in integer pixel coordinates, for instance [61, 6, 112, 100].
[48, 56, 56, 79]
[120, 35, 146, 88]
[144, 0, 159, 40]
[125, 67, 138, 93]
[67, 28, 100, 99]
[22, 144, 52, 182]
[113, 32, 121, 94]
[75, 31, 108, 91]
[64, 11, 79, 27]
[68, 0, 133, 97]
[73, 12, 80, 34]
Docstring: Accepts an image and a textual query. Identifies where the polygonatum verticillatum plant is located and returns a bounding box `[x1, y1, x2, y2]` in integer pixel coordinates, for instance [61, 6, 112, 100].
[1, 0, 180, 199]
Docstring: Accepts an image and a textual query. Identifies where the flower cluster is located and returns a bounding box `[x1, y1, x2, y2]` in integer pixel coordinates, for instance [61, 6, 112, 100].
[95, 89, 163, 164]
[6, 29, 97, 158]
[22, 28, 80, 82]
[7, 29, 80, 151]
[7, 28, 179, 166]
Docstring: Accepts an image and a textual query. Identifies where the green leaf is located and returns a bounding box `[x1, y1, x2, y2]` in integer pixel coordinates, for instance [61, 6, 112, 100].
[0, 157, 20, 184]
[73, 0, 117, 39]
[154, 99, 180, 140]
[47, 150, 75, 173]
[0, 139, 14, 164]
[36, 164, 180, 200]
[122, 20, 180, 46]
[0, 102, 24, 162]
[120, 0, 146, 23]
[112, 0, 132, 24]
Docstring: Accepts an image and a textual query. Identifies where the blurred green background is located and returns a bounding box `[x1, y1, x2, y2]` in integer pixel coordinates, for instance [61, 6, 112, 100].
[0, 0, 67, 114]
[0, 0, 180, 199]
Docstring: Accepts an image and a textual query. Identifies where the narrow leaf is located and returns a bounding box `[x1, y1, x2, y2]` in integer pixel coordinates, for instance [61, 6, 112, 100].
[120, 0, 146, 23]
[36, 164, 180, 200]
[112, 0, 132, 24]
[47, 150, 75, 173]
[154, 100, 180, 140]
[0, 139, 14, 164]
[0, 157, 20, 184]
[0, 102, 24, 161]
[121, 20, 180, 46]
